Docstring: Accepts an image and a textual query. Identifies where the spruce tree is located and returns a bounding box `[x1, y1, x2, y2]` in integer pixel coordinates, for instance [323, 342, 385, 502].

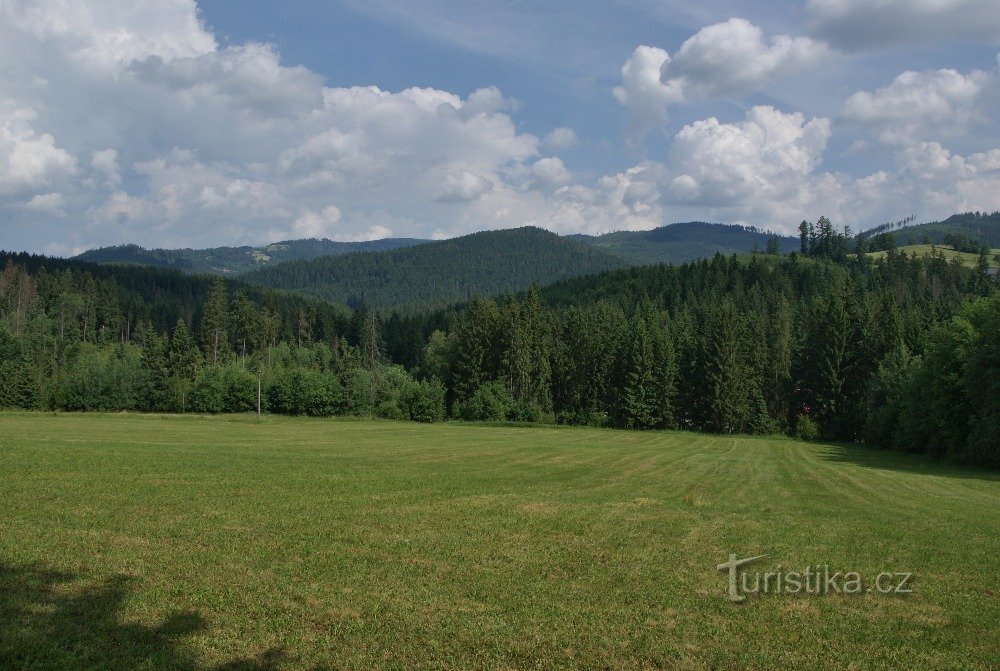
[201, 277, 229, 367]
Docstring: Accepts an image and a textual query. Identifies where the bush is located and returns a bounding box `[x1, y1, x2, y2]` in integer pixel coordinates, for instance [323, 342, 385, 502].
[460, 381, 513, 421]
[63, 344, 147, 411]
[223, 366, 258, 413]
[189, 367, 226, 413]
[401, 378, 446, 423]
[266, 367, 342, 416]
[794, 414, 820, 441]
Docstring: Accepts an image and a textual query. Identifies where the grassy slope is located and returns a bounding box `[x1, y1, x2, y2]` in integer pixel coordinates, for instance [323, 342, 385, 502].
[0, 413, 997, 670]
[867, 244, 1000, 268]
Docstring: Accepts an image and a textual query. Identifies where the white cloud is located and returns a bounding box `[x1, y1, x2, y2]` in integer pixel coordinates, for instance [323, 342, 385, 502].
[664, 18, 827, 99]
[613, 45, 683, 136]
[90, 148, 121, 186]
[290, 205, 343, 238]
[806, 0, 1000, 49]
[23, 192, 65, 215]
[3, 0, 999, 254]
[434, 170, 495, 203]
[529, 157, 572, 189]
[663, 106, 832, 212]
[0, 106, 77, 196]
[543, 127, 578, 151]
[842, 66, 994, 146]
[615, 20, 826, 136]
[3, 0, 216, 67]
[0, 0, 549, 250]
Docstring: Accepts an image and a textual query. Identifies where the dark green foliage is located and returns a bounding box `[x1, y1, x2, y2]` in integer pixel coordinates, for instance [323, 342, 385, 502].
[400, 378, 447, 423]
[794, 415, 820, 441]
[266, 368, 343, 417]
[73, 237, 428, 275]
[245, 227, 630, 311]
[63, 344, 147, 411]
[460, 381, 514, 421]
[866, 294, 1000, 467]
[576, 221, 798, 265]
[2, 213, 998, 464]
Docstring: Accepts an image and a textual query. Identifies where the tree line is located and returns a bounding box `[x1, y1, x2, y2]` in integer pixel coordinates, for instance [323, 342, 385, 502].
[1, 217, 997, 467]
[0, 260, 444, 423]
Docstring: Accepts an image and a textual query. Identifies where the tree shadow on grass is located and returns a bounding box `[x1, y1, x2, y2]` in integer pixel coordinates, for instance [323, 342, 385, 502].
[0, 562, 286, 670]
[815, 442, 1000, 482]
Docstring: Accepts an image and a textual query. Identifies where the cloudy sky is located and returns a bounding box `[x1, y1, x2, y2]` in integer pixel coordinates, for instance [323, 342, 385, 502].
[2, 0, 1000, 254]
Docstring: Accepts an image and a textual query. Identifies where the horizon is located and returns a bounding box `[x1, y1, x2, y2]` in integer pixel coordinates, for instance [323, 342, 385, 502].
[51, 220, 810, 258]
[2, 1, 1000, 255]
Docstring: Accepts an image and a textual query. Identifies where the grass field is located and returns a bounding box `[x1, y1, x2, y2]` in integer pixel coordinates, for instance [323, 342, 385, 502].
[867, 244, 1000, 268]
[1, 413, 998, 670]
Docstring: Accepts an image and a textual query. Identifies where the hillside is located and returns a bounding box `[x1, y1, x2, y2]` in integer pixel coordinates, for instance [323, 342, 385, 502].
[243, 226, 632, 310]
[867, 244, 1000, 268]
[0, 250, 352, 341]
[572, 221, 798, 265]
[865, 211, 1000, 248]
[73, 237, 428, 275]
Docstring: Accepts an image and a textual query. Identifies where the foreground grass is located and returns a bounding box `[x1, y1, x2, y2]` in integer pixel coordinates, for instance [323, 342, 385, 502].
[0, 413, 998, 670]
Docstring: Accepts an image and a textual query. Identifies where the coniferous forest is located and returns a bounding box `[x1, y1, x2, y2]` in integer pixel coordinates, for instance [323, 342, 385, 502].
[1, 218, 998, 467]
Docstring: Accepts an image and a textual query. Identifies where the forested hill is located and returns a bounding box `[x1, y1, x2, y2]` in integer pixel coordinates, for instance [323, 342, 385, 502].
[73, 237, 428, 275]
[243, 227, 632, 311]
[407, 236, 998, 466]
[863, 211, 1000, 249]
[0, 251, 353, 344]
[571, 221, 798, 265]
[72, 221, 798, 280]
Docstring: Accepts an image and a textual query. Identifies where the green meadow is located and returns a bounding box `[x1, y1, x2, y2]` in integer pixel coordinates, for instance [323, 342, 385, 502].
[1, 412, 998, 670]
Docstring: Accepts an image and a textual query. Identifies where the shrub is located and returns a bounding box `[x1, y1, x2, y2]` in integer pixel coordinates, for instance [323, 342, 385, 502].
[401, 378, 446, 423]
[460, 381, 513, 421]
[794, 414, 820, 441]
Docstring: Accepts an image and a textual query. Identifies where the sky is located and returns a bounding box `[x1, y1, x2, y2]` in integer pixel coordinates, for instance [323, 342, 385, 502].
[2, 0, 1000, 255]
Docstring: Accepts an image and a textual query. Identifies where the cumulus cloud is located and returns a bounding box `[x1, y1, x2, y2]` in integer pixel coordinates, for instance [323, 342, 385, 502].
[0, 0, 550, 251]
[290, 205, 342, 238]
[615, 20, 826, 136]
[613, 46, 683, 136]
[543, 127, 578, 151]
[434, 171, 494, 203]
[806, 0, 1000, 49]
[666, 106, 831, 204]
[0, 106, 77, 196]
[664, 19, 827, 99]
[3, 0, 1000, 253]
[842, 66, 994, 146]
[529, 157, 572, 189]
[641, 105, 1000, 234]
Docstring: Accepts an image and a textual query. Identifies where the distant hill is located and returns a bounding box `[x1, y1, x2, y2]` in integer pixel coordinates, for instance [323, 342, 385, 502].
[865, 212, 1000, 248]
[74, 237, 428, 275]
[243, 227, 632, 310]
[0, 250, 351, 339]
[571, 222, 798, 265]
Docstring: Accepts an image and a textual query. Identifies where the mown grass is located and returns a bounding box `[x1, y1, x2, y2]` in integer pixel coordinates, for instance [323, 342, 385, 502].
[0, 412, 998, 670]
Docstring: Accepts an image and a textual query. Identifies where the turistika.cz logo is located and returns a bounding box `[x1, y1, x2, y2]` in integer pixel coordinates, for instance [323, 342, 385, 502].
[717, 554, 913, 602]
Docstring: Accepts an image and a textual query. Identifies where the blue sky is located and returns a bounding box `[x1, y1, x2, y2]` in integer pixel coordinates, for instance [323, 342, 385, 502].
[2, 0, 1000, 253]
